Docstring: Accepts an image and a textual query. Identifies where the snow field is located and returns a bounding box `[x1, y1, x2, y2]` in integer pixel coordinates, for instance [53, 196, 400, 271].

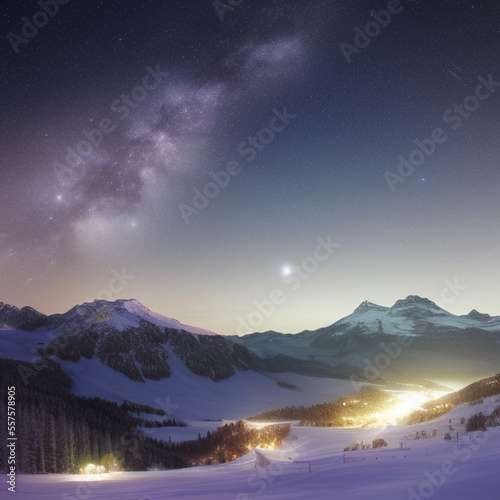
[7, 398, 500, 500]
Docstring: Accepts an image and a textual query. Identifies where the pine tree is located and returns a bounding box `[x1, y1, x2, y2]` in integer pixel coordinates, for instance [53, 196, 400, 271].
[44, 413, 57, 473]
[57, 409, 68, 472]
[67, 418, 78, 473]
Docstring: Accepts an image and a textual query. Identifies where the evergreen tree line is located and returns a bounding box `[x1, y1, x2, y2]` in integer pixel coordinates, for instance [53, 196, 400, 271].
[0, 358, 289, 473]
[167, 421, 291, 467]
[0, 358, 142, 473]
[466, 405, 500, 432]
[120, 400, 167, 416]
[405, 405, 452, 425]
[406, 373, 500, 425]
[139, 418, 186, 428]
[248, 405, 310, 422]
[249, 386, 392, 427]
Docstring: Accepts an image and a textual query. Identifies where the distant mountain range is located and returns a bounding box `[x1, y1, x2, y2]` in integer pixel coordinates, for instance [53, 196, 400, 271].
[1, 296, 499, 419]
[229, 295, 500, 389]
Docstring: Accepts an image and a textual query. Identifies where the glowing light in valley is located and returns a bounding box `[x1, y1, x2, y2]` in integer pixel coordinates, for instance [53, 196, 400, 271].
[84, 463, 97, 474]
[385, 392, 433, 420]
[82, 463, 107, 479]
[257, 440, 277, 450]
[366, 390, 450, 428]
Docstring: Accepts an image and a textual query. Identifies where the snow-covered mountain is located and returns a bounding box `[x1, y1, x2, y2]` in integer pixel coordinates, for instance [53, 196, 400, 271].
[49, 299, 257, 383]
[230, 296, 500, 388]
[0, 301, 47, 330]
[0, 299, 365, 420]
[1, 296, 499, 419]
[0, 298, 264, 383]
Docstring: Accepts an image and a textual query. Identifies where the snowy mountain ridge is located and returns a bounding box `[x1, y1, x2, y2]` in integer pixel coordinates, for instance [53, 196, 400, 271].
[0, 301, 48, 331]
[0, 298, 369, 417]
[1, 295, 499, 418]
[230, 295, 500, 388]
[329, 295, 500, 337]
[40, 298, 219, 336]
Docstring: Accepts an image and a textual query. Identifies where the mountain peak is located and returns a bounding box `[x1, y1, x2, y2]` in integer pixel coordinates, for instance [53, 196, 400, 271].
[391, 295, 440, 310]
[463, 309, 492, 321]
[0, 301, 47, 330]
[353, 300, 387, 314]
[71, 298, 218, 336]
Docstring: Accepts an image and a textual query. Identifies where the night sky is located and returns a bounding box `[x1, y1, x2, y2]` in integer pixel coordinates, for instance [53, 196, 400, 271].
[1, 0, 499, 335]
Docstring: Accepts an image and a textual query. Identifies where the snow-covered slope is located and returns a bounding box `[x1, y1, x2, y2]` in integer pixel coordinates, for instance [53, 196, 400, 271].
[0, 298, 371, 390]
[0, 298, 259, 384]
[122, 298, 218, 336]
[0, 298, 366, 421]
[8, 396, 500, 500]
[0, 321, 361, 423]
[44, 298, 219, 336]
[1, 296, 499, 423]
[57, 353, 358, 421]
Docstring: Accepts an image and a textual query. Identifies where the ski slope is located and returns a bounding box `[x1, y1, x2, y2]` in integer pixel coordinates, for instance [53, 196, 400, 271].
[56, 352, 358, 421]
[0, 322, 358, 421]
[7, 397, 500, 500]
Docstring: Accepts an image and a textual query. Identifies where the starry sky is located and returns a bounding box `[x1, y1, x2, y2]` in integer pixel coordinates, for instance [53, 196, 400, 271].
[1, 0, 499, 335]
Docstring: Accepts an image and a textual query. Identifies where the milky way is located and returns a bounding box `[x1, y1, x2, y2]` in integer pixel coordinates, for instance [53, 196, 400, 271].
[1, 0, 499, 333]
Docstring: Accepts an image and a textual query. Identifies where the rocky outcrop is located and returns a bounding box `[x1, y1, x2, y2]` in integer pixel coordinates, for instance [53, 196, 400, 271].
[166, 328, 255, 381]
[0, 302, 48, 330]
